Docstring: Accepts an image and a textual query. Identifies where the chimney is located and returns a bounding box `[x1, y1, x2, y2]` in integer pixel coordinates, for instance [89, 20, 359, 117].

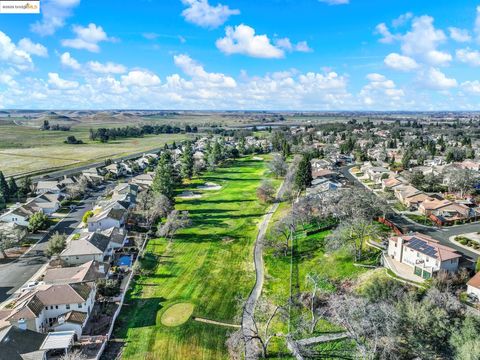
[396, 236, 404, 262]
[18, 318, 27, 330]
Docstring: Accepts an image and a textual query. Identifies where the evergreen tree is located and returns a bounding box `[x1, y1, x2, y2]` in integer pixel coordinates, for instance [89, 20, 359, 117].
[8, 177, 18, 201]
[294, 155, 312, 191]
[180, 141, 194, 179]
[20, 176, 32, 196]
[0, 171, 9, 199]
[0, 191, 5, 210]
[152, 152, 175, 201]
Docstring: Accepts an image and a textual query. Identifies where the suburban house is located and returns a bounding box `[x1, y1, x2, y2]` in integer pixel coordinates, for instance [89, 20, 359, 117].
[105, 163, 127, 177]
[0, 221, 27, 242]
[381, 177, 405, 191]
[366, 166, 390, 183]
[42, 260, 106, 285]
[6, 283, 95, 335]
[35, 181, 64, 195]
[312, 168, 337, 180]
[0, 204, 35, 227]
[60, 232, 112, 265]
[430, 202, 477, 226]
[87, 207, 127, 231]
[51, 311, 88, 338]
[0, 325, 48, 360]
[131, 172, 154, 188]
[82, 167, 105, 183]
[387, 233, 461, 280]
[418, 198, 452, 216]
[28, 193, 64, 215]
[467, 272, 480, 301]
[101, 226, 127, 250]
[403, 192, 432, 209]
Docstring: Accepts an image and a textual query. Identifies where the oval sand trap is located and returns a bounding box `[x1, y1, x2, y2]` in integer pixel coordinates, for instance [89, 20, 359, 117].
[161, 303, 195, 327]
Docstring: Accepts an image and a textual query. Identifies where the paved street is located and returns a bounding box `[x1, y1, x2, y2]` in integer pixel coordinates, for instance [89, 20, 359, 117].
[339, 165, 480, 263]
[0, 190, 102, 303]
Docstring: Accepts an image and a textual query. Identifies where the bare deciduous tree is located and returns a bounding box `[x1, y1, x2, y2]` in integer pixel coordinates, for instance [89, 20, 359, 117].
[156, 210, 191, 241]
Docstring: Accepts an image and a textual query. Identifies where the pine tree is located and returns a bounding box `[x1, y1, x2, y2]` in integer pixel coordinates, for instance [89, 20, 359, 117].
[0, 191, 6, 210]
[20, 176, 32, 197]
[152, 152, 175, 201]
[294, 155, 312, 191]
[180, 141, 194, 179]
[0, 171, 9, 199]
[8, 177, 18, 201]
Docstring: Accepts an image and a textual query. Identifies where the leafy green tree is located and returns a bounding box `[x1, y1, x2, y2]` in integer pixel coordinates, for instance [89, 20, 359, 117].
[46, 232, 66, 257]
[8, 177, 18, 201]
[28, 212, 49, 232]
[152, 151, 175, 201]
[180, 141, 194, 180]
[294, 155, 312, 191]
[82, 210, 94, 223]
[450, 315, 480, 360]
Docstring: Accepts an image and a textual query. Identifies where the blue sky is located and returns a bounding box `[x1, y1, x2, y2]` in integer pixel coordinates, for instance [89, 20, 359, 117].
[1, 0, 480, 110]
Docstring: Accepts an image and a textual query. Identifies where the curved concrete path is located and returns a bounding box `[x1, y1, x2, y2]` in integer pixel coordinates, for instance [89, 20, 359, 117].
[242, 180, 287, 359]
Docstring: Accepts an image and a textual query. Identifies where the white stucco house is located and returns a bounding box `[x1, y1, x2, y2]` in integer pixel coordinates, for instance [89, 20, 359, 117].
[387, 233, 461, 280]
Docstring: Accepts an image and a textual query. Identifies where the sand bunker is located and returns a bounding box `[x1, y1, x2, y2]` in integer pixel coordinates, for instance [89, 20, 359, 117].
[197, 182, 222, 191]
[178, 191, 202, 199]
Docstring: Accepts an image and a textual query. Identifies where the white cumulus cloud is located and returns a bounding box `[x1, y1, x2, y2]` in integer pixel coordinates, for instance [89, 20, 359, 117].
[31, 0, 81, 36]
[456, 48, 480, 66]
[62, 23, 111, 52]
[48, 72, 79, 89]
[60, 52, 81, 70]
[418, 67, 457, 90]
[448, 27, 471, 42]
[216, 24, 284, 58]
[88, 61, 126, 74]
[18, 38, 48, 57]
[181, 0, 239, 29]
[384, 53, 419, 72]
[121, 70, 161, 87]
[0, 31, 33, 70]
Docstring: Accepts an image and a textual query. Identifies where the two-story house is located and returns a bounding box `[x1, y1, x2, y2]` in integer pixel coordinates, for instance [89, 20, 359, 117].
[387, 233, 461, 280]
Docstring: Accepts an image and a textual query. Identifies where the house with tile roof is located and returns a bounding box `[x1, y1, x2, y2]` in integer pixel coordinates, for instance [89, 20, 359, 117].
[387, 233, 461, 280]
[42, 260, 106, 285]
[467, 272, 480, 301]
[6, 283, 95, 334]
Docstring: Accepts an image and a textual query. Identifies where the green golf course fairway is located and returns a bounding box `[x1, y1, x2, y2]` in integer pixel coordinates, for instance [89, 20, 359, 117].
[116, 157, 277, 360]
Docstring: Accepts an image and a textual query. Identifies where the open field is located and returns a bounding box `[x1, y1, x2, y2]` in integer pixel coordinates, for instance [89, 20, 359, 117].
[0, 123, 188, 177]
[114, 157, 276, 360]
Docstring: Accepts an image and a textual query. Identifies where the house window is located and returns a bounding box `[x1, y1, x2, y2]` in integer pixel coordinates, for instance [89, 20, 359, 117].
[78, 303, 82, 308]
[66, 304, 70, 310]
[55, 305, 58, 309]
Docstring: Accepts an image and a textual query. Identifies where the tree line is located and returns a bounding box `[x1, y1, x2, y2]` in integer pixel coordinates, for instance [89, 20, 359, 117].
[89, 124, 198, 143]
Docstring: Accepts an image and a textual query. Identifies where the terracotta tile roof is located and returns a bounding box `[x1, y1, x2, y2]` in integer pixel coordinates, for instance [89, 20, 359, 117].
[467, 272, 480, 289]
[394, 232, 461, 262]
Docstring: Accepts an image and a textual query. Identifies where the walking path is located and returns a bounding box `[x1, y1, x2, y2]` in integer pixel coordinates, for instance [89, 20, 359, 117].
[242, 180, 287, 359]
[193, 317, 240, 328]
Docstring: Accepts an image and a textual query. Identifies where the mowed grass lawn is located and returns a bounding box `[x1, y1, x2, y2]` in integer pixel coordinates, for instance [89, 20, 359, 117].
[116, 157, 273, 360]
